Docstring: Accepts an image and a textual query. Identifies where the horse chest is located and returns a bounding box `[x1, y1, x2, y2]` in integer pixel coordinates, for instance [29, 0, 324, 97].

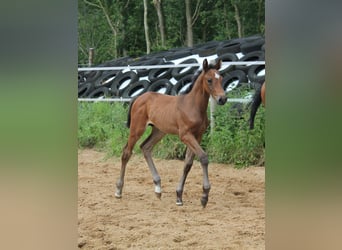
[181, 111, 208, 132]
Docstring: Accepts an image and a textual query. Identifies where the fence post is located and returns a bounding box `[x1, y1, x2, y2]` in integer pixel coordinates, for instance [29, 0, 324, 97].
[88, 48, 94, 67]
[209, 97, 216, 135]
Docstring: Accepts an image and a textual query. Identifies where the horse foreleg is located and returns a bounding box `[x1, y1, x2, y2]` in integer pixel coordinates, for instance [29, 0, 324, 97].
[176, 147, 195, 206]
[140, 126, 165, 199]
[180, 133, 210, 208]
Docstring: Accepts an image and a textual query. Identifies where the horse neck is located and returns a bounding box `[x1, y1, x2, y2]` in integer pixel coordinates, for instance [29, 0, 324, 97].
[185, 74, 210, 112]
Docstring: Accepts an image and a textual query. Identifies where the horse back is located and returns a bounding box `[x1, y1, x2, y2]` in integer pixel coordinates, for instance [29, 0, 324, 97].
[128, 92, 179, 133]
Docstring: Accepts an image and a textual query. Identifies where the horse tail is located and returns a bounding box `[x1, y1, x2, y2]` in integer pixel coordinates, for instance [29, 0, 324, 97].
[126, 98, 137, 128]
[249, 83, 263, 130]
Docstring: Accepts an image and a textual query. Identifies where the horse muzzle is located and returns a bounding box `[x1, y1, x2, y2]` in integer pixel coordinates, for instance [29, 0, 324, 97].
[215, 95, 227, 105]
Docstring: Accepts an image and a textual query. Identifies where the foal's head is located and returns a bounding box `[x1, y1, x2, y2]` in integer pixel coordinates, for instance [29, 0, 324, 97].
[201, 59, 227, 105]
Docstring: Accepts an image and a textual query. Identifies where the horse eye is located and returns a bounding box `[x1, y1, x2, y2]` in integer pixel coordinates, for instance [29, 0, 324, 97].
[207, 79, 212, 84]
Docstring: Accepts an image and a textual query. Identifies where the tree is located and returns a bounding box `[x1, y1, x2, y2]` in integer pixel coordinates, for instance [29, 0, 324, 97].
[78, 0, 265, 64]
[153, 0, 166, 48]
[143, 0, 151, 54]
[185, 0, 201, 47]
[232, 0, 243, 38]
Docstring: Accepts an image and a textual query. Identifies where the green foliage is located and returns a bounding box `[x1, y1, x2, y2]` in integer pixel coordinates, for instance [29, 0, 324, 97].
[78, 100, 265, 167]
[154, 135, 187, 160]
[78, 102, 129, 154]
[78, 0, 265, 64]
[205, 103, 265, 167]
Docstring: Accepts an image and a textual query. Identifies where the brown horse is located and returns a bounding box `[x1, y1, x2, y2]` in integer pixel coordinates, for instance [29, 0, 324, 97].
[115, 59, 227, 207]
[249, 81, 265, 129]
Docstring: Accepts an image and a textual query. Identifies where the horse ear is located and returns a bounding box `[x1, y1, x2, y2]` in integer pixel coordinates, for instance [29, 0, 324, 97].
[203, 59, 209, 71]
[215, 59, 222, 70]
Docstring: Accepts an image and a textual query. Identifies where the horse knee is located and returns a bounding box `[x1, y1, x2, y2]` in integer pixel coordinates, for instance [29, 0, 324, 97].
[121, 148, 132, 162]
[199, 154, 209, 166]
[140, 144, 151, 156]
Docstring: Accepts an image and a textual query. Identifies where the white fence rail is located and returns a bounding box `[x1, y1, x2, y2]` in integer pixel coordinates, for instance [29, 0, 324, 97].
[77, 61, 265, 72]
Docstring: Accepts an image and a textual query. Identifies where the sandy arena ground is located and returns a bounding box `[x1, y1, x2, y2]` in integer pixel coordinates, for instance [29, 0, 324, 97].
[78, 149, 265, 249]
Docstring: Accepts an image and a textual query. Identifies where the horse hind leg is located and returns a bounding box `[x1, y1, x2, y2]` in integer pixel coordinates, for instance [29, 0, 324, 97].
[140, 126, 165, 199]
[249, 86, 262, 130]
[115, 124, 146, 198]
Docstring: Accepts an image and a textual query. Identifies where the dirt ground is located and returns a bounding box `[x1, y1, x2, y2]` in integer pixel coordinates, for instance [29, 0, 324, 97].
[78, 149, 265, 249]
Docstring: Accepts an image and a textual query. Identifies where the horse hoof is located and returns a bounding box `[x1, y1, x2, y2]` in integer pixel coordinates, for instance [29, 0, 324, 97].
[155, 192, 162, 199]
[201, 198, 208, 208]
[176, 199, 183, 206]
[115, 192, 122, 199]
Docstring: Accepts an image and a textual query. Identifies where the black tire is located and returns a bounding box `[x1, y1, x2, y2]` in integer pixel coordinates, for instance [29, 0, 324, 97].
[240, 35, 263, 43]
[78, 82, 95, 98]
[147, 62, 174, 82]
[192, 41, 220, 57]
[216, 40, 241, 55]
[105, 56, 131, 66]
[172, 58, 199, 80]
[129, 58, 164, 77]
[121, 80, 150, 98]
[217, 53, 239, 76]
[236, 51, 265, 73]
[88, 86, 110, 99]
[78, 72, 86, 85]
[110, 71, 138, 97]
[147, 79, 173, 95]
[249, 81, 264, 90]
[240, 38, 265, 54]
[164, 49, 192, 61]
[172, 74, 194, 95]
[82, 70, 102, 84]
[247, 64, 265, 83]
[147, 50, 170, 59]
[94, 70, 122, 87]
[222, 70, 248, 93]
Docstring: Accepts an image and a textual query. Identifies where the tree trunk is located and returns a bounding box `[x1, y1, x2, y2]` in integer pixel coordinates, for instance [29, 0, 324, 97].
[143, 0, 151, 54]
[224, 2, 231, 40]
[185, 0, 193, 47]
[233, 2, 243, 38]
[153, 0, 166, 48]
[257, 0, 264, 33]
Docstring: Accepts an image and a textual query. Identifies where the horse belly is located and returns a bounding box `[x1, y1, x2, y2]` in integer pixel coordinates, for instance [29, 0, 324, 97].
[148, 112, 179, 135]
[147, 105, 179, 134]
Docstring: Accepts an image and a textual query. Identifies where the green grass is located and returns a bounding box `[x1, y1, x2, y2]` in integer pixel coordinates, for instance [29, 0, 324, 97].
[78, 100, 265, 167]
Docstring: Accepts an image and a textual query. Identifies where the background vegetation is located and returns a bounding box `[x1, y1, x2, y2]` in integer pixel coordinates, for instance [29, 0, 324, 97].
[78, 98, 265, 167]
[78, 0, 265, 167]
[78, 0, 265, 65]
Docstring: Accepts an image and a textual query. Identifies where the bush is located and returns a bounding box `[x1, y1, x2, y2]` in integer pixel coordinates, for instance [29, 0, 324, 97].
[78, 102, 129, 154]
[205, 102, 265, 167]
[78, 100, 265, 167]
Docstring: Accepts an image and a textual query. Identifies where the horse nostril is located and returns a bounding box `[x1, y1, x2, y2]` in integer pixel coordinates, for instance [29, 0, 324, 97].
[217, 96, 227, 105]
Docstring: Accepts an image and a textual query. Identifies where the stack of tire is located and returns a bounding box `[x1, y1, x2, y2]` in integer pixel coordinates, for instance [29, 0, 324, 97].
[78, 35, 265, 99]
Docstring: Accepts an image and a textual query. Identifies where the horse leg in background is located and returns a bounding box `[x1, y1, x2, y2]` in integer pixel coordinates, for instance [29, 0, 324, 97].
[261, 82, 266, 106]
[176, 147, 195, 206]
[140, 126, 166, 198]
[115, 122, 146, 198]
[249, 85, 262, 130]
[180, 133, 210, 208]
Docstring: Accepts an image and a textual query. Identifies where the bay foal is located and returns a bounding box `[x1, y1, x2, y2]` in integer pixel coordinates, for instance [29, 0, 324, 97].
[115, 59, 227, 207]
